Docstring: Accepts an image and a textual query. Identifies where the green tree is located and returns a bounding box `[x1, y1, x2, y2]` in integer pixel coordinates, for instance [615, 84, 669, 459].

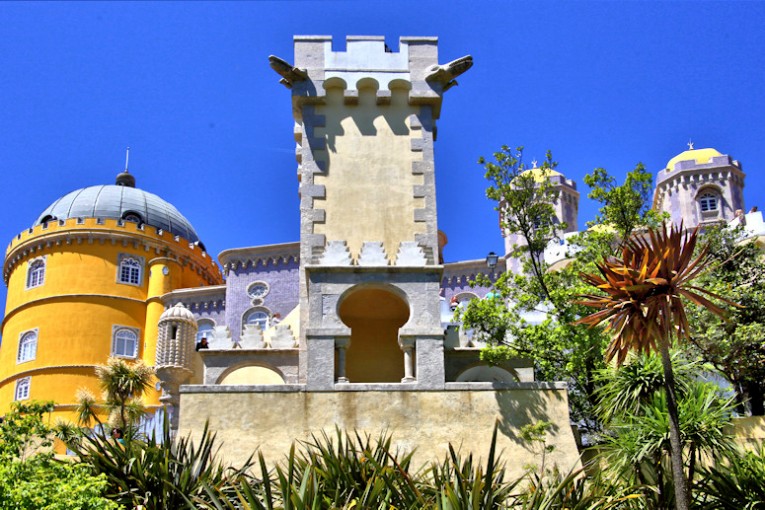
[687, 223, 765, 416]
[584, 163, 664, 241]
[0, 401, 117, 510]
[578, 224, 731, 510]
[462, 153, 659, 431]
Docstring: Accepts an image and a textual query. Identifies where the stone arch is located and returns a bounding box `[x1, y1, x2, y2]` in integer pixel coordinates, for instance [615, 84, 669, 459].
[456, 364, 519, 383]
[217, 363, 285, 385]
[337, 284, 410, 383]
[692, 182, 725, 199]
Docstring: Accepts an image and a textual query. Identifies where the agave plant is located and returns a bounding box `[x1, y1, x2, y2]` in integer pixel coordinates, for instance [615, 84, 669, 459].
[70, 412, 252, 510]
[577, 223, 733, 510]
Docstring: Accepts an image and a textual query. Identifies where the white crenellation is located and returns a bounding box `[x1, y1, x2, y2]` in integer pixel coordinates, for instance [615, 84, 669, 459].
[358, 242, 388, 266]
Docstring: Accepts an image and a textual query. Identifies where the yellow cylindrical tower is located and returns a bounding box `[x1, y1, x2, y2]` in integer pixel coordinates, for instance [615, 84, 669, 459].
[0, 170, 222, 429]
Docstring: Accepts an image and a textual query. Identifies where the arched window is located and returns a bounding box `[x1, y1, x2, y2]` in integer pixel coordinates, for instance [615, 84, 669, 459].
[26, 259, 45, 289]
[17, 330, 37, 363]
[112, 327, 138, 358]
[699, 192, 719, 213]
[15, 377, 30, 401]
[196, 319, 215, 343]
[118, 256, 143, 285]
[243, 309, 270, 331]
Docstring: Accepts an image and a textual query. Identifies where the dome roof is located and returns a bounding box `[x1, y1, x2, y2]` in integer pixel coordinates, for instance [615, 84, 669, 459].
[35, 173, 200, 243]
[519, 167, 564, 183]
[665, 148, 722, 172]
[160, 303, 197, 322]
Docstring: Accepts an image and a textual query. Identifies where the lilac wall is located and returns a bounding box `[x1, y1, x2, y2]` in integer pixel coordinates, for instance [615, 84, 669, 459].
[224, 258, 300, 342]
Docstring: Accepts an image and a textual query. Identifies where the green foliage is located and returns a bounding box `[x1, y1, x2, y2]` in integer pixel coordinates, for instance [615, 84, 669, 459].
[463, 153, 665, 433]
[69, 413, 252, 510]
[519, 421, 556, 474]
[77, 357, 155, 430]
[0, 401, 117, 510]
[595, 355, 737, 508]
[584, 163, 664, 240]
[696, 444, 765, 509]
[192, 424, 646, 510]
[480, 146, 562, 301]
[0, 460, 117, 510]
[687, 223, 765, 416]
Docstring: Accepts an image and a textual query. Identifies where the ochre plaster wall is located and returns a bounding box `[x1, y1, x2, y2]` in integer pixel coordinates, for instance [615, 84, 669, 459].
[0, 218, 221, 415]
[313, 88, 424, 261]
[179, 387, 582, 478]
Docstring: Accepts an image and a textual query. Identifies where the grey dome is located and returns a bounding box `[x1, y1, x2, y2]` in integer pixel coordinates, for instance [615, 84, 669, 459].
[36, 184, 200, 243]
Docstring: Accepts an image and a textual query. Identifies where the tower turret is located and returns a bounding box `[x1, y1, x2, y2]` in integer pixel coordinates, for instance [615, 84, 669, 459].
[270, 36, 472, 389]
[156, 302, 198, 431]
[653, 145, 745, 228]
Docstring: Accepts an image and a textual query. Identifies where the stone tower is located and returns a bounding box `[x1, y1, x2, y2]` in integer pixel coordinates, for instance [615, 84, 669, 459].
[156, 303, 198, 430]
[503, 166, 579, 273]
[269, 36, 471, 389]
[653, 146, 745, 229]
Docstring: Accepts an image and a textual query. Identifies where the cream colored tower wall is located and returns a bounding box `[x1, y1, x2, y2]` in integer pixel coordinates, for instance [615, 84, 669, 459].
[313, 88, 424, 261]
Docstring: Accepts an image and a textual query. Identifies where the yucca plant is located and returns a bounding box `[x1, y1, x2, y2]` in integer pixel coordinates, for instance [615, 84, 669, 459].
[578, 223, 733, 510]
[427, 425, 518, 509]
[70, 412, 252, 509]
[512, 465, 644, 510]
[695, 444, 765, 509]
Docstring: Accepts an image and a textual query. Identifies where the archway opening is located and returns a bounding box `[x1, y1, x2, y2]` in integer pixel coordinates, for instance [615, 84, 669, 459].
[219, 365, 285, 385]
[456, 365, 519, 383]
[338, 287, 410, 383]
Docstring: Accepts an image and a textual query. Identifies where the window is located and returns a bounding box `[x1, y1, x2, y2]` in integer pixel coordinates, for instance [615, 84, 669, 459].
[244, 309, 270, 331]
[17, 330, 37, 363]
[118, 256, 143, 285]
[196, 319, 215, 343]
[26, 259, 45, 288]
[112, 327, 138, 358]
[247, 282, 270, 300]
[699, 192, 719, 213]
[15, 377, 30, 401]
[122, 212, 143, 224]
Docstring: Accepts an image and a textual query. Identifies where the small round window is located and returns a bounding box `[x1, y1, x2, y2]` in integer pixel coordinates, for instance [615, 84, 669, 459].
[247, 282, 269, 300]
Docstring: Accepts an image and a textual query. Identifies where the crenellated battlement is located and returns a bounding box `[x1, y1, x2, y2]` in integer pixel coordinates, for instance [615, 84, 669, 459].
[4, 217, 221, 284]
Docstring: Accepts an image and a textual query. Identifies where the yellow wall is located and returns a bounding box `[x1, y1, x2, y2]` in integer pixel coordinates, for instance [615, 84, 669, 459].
[219, 366, 285, 385]
[0, 218, 221, 417]
[179, 388, 582, 479]
[313, 87, 424, 261]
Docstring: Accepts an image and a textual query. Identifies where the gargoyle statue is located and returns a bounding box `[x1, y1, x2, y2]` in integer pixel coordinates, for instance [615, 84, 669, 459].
[425, 55, 473, 92]
[268, 55, 309, 89]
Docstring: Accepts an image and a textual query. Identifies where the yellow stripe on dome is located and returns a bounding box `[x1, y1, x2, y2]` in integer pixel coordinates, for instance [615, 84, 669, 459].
[665, 148, 722, 172]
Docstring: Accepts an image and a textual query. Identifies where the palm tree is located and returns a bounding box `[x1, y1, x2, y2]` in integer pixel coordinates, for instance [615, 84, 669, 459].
[77, 357, 155, 432]
[577, 223, 732, 510]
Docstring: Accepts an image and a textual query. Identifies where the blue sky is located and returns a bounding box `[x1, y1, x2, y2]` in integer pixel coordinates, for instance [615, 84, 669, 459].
[1, 2, 764, 309]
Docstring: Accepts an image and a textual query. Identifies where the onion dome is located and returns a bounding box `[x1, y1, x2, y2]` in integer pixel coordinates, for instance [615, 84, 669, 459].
[35, 171, 200, 243]
[160, 303, 197, 323]
[665, 147, 722, 172]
